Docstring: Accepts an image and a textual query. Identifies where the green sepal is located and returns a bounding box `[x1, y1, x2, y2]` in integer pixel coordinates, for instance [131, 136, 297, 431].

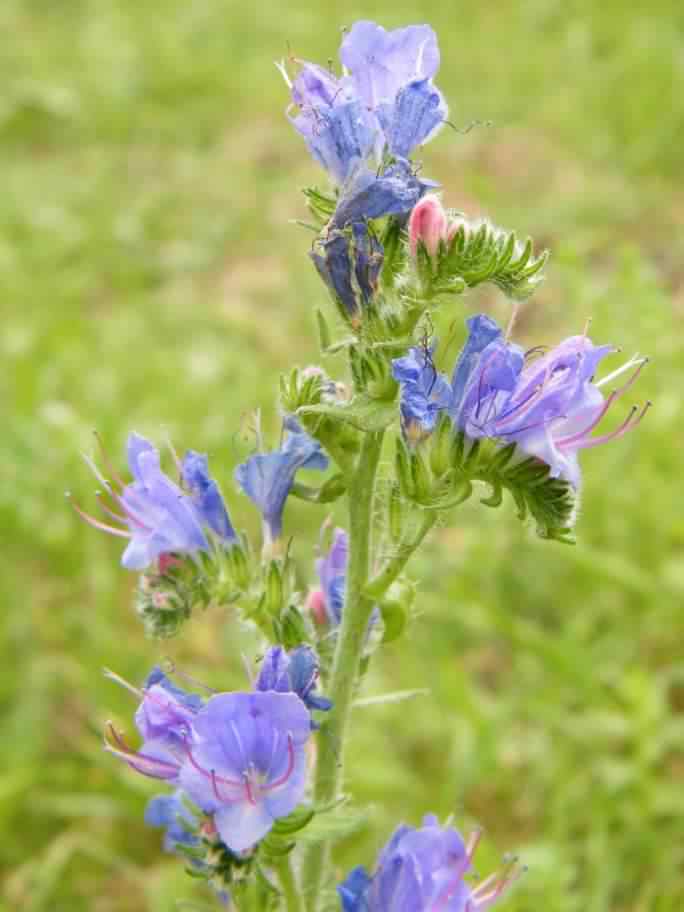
[270, 805, 316, 836]
[315, 307, 332, 352]
[290, 473, 347, 504]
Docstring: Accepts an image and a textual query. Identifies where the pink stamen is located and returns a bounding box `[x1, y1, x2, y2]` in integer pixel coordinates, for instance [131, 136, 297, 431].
[93, 430, 128, 489]
[111, 491, 154, 533]
[555, 391, 618, 448]
[95, 492, 130, 525]
[262, 734, 295, 791]
[571, 401, 650, 452]
[184, 746, 244, 789]
[244, 774, 257, 806]
[69, 498, 131, 538]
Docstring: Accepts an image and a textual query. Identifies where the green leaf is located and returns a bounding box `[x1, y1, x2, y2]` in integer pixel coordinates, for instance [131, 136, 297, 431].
[298, 394, 397, 433]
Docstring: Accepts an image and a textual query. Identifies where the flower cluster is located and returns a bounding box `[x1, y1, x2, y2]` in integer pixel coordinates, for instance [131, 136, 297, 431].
[74, 15, 651, 912]
[393, 314, 649, 487]
[283, 21, 446, 225]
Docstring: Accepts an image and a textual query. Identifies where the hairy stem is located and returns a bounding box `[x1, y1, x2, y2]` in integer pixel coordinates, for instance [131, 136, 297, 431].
[275, 856, 303, 912]
[364, 512, 436, 600]
[301, 431, 384, 911]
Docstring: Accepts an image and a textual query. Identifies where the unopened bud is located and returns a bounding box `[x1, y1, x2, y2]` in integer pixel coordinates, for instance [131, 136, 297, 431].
[307, 588, 327, 627]
[408, 194, 448, 259]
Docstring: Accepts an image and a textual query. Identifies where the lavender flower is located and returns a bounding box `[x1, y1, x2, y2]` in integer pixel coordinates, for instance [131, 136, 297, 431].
[74, 433, 209, 571]
[337, 816, 519, 911]
[256, 645, 332, 716]
[179, 691, 311, 852]
[282, 21, 445, 227]
[448, 315, 649, 487]
[392, 346, 452, 443]
[104, 666, 202, 783]
[235, 422, 328, 544]
[181, 450, 237, 544]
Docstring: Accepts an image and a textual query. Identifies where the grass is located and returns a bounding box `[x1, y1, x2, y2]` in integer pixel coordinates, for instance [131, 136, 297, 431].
[2, 0, 683, 909]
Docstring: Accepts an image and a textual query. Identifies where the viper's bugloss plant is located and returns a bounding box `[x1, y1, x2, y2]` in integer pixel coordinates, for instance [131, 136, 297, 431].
[74, 17, 650, 911]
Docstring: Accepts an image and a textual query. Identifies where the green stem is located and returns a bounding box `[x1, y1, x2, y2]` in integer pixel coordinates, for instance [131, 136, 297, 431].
[275, 856, 302, 912]
[301, 431, 384, 912]
[365, 512, 436, 601]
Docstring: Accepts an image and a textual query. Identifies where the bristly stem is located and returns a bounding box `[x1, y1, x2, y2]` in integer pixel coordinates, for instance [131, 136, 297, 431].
[301, 430, 384, 911]
[364, 512, 437, 601]
[275, 856, 303, 912]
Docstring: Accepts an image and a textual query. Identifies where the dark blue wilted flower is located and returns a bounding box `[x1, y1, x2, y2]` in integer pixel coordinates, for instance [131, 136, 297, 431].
[235, 422, 328, 545]
[179, 691, 311, 852]
[447, 315, 649, 487]
[331, 159, 436, 229]
[392, 345, 452, 444]
[256, 645, 333, 718]
[337, 815, 520, 911]
[75, 432, 209, 571]
[181, 450, 237, 544]
[311, 223, 384, 323]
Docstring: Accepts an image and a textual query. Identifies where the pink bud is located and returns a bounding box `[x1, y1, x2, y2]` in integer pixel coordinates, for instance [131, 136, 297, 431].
[306, 588, 328, 627]
[446, 217, 465, 244]
[408, 195, 448, 259]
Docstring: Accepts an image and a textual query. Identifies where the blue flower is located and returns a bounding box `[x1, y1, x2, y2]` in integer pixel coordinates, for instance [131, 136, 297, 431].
[256, 645, 333, 718]
[447, 315, 649, 487]
[235, 423, 328, 544]
[337, 816, 519, 911]
[392, 345, 452, 443]
[179, 691, 311, 852]
[181, 450, 237, 544]
[145, 790, 199, 853]
[283, 20, 446, 188]
[76, 433, 209, 571]
[315, 527, 348, 625]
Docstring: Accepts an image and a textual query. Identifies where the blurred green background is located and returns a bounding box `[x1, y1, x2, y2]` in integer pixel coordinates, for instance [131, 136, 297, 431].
[2, 0, 683, 909]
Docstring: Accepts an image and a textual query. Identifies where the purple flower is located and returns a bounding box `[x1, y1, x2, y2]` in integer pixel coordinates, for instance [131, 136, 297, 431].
[75, 432, 209, 571]
[447, 315, 649, 487]
[283, 21, 446, 188]
[339, 22, 441, 111]
[178, 691, 311, 852]
[315, 528, 348, 625]
[256, 646, 332, 716]
[104, 666, 202, 783]
[181, 450, 237, 544]
[145, 790, 199, 853]
[337, 816, 519, 911]
[235, 423, 328, 544]
[392, 346, 452, 443]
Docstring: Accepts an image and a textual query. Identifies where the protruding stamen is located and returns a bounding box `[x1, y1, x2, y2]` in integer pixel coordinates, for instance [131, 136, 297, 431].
[572, 401, 650, 451]
[93, 430, 128, 489]
[103, 668, 144, 699]
[184, 746, 243, 789]
[244, 773, 257, 806]
[263, 734, 296, 791]
[555, 391, 619, 449]
[596, 354, 647, 390]
[68, 496, 131, 538]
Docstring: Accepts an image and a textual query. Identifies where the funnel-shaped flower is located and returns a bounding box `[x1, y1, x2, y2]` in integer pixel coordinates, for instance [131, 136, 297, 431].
[181, 450, 237, 544]
[179, 691, 311, 852]
[448, 315, 649, 487]
[256, 645, 332, 716]
[392, 345, 452, 443]
[337, 816, 520, 911]
[74, 433, 209, 571]
[235, 423, 328, 544]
